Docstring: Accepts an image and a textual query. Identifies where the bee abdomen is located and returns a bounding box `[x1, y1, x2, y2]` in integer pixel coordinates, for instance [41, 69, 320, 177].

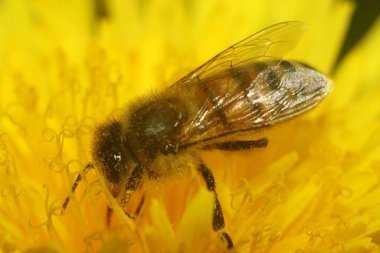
[189, 60, 298, 131]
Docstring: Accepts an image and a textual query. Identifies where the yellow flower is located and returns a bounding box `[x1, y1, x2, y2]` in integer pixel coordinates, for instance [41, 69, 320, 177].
[1, 0, 379, 252]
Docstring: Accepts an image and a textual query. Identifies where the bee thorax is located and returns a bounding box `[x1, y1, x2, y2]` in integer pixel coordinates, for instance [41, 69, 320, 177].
[125, 97, 188, 157]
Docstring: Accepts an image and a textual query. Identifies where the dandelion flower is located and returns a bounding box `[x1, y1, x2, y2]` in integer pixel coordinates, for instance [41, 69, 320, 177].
[0, 1, 379, 252]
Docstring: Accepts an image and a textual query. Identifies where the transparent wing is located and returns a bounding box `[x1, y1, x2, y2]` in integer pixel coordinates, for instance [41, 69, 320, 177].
[172, 21, 305, 87]
[165, 21, 331, 149]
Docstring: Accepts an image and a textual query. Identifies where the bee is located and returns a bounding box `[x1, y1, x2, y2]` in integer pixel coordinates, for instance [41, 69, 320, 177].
[64, 21, 332, 249]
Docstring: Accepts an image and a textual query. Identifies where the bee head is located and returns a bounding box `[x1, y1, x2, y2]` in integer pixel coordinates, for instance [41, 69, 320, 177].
[92, 120, 136, 191]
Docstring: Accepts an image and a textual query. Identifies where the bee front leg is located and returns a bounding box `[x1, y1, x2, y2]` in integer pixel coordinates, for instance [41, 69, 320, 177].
[107, 166, 145, 226]
[106, 194, 145, 227]
[61, 163, 93, 214]
[198, 162, 234, 249]
[119, 164, 144, 219]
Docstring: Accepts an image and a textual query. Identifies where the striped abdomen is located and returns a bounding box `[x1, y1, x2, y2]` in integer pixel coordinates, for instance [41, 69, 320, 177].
[171, 60, 332, 144]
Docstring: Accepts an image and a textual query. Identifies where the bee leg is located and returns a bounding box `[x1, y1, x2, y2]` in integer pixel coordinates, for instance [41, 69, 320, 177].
[202, 138, 268, 151]
[134, 194, 145, 216]
[61, 163, 93, 214]
[106, 206, 113, 227]
[198, 162, 234, 249]
[124, 193, 146, 220]
[120, 164, 144, 218]
[106, 195, 144, 227]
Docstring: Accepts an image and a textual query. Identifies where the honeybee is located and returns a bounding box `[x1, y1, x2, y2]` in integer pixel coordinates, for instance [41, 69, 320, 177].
[64, 21, 332, 249]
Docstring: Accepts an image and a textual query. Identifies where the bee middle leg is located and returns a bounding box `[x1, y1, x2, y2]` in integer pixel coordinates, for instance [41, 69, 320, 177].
[196, 138, 268, 248]
[197, 162, 234, 249]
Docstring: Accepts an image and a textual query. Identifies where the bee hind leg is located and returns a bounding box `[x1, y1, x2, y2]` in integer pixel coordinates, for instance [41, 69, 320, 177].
[202, 138, 268, 151]
[197, 162, 234, 249]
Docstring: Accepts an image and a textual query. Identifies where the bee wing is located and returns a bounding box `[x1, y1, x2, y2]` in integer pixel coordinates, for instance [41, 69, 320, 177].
[172, 21, 305, 86]
[166, 21, 330, 149]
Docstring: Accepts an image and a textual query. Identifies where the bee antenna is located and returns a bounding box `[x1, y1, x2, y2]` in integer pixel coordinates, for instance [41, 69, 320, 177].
[61, 163, 94, 213]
